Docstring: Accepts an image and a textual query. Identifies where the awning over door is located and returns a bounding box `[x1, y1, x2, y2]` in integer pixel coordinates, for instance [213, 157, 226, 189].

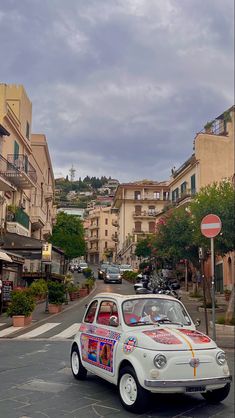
[0, 250, 13, 263]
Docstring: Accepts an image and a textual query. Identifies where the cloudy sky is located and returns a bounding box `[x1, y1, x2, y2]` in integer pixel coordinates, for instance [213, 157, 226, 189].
[0, 0, 234, 182]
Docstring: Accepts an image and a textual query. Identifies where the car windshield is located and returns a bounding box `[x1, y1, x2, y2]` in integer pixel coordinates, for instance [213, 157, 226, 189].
[107, 267, 120, 274]
[122, 298, 191, 326]
[101, 264, 108, 269]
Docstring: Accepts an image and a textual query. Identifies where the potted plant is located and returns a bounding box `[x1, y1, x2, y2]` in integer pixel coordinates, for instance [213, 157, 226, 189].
[204, 121, 213, 133]
[83, 267, 93, 278]
[29, 279, 48, 302]
[85, 277, 95, 293]
[7, 290, 36, 327]
[67, 283, 80, 301]
[79, 285, 89, 298]
[47, 281, 65, 313]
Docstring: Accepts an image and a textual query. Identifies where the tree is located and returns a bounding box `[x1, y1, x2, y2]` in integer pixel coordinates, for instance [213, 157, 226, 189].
[135, 236, 153, 259]
[50, 212, 86, 259]
[189, 181, 235, 255]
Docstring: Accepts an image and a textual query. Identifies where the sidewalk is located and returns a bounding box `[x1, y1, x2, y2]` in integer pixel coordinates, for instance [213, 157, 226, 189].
[179, 288, 234, 349]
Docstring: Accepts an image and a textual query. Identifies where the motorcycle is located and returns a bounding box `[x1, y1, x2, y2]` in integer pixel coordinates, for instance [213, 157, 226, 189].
[134, 272, 181, 299]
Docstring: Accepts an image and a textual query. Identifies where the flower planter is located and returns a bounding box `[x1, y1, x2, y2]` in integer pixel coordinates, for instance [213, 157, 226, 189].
[69, 291, 80, 301]
[48, 304, 63, 314]
[79, 288, 88, 297]
[12, 315, 32, 327]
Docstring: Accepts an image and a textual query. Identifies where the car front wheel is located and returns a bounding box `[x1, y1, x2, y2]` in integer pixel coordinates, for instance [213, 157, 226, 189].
[118, 366, 150, 413]
[202, 383, 230, 403]
[71, 345, 87, 380]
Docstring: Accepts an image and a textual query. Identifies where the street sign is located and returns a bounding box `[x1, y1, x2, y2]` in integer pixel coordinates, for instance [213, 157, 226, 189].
[200, 214, 222, 238]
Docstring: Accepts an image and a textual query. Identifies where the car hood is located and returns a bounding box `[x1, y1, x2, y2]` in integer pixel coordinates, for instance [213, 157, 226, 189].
[123, 326, 217, 351]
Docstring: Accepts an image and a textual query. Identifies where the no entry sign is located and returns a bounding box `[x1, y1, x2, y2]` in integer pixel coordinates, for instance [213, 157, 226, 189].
[200, 214, 222, 238]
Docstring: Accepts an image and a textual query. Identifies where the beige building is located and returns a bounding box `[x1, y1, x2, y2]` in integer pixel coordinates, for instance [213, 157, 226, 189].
[0, 84, 55, 240]
[167, 106, 234, 291]
[112, 180, 170, 265]
[30, 134, 55, 240]
[86, 206, 118, 264]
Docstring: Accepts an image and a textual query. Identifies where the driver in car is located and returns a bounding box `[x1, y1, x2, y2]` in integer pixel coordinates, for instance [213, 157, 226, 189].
[140, 303, 166, 323]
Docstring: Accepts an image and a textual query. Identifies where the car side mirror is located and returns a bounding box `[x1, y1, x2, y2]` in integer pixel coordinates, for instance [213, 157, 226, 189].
[109, 315, 118, 327]
[195, 318, 201, 328]
[84, 304, 88, 309]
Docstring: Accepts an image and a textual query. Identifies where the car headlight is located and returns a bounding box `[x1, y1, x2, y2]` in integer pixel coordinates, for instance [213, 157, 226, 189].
[106, 274, 110, 279]
[153, 354, 167, 369]
[118, 275, 121, 278]
[216, 351, 226, 365]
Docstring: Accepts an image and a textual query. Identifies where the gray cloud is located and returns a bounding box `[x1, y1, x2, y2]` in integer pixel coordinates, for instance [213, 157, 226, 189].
[0, 0, 233, 181]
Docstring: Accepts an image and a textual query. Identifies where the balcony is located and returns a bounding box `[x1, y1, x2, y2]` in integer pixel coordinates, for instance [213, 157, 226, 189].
[133, 210, 157, 218]
[90, 223, 99, 230]
[89, 235, 99, 241]
[0, 154, 17, 191]
[30, 206, 46, 230]
[112, 219, 119, 227]
[7, 206, 30, 235]
[5, 154, 37, 189]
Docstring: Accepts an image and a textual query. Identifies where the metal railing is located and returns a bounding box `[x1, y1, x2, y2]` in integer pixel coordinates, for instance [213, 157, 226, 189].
[7, 154, 37, 184]
[7, 207, 30, 229]
[0, 154, 18, 181]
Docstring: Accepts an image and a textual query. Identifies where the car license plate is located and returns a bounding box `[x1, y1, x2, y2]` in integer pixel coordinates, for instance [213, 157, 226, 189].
[186, 386, 206, 393]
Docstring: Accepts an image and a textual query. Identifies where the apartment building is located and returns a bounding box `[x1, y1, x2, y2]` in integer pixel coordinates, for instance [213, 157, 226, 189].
[112, 180, 170, 265]
[167, 106, 234, 291]
[30, 134, 55, 240]
[86, 206, 118, 264]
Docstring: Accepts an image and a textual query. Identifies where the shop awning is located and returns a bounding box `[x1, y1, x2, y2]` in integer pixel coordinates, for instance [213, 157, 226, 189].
[0, 250, 13, 263]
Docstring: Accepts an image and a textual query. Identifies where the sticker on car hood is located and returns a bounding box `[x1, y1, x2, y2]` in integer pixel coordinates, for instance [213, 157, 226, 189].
[177, 329, 211, 344]
[143, 329, 182, 345]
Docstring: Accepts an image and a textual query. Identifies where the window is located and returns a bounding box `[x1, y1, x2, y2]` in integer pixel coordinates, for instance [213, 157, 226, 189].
[181, 181, 187, 195]
[154, 191, 160, 199]
[172, 188, 179, 202]
[105, 241, 108, 249]
[134, 191, 141, 200]
[105, 230, 108, 236]
[105, 218, 108, 225]
[148, 205, 155, 215]
[134, 221, 142, 232]
[97, 301, 119, 326]
[163, 191, 169, 200]
[26, 121, 30, 140]
[191, 174, 196, 195]
[149, 222, 155, 233]
[84, 300, 98, 323]
[135, 205, 142, 215]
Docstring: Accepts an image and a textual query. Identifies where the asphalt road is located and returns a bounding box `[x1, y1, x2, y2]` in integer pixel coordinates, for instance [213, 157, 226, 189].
[0, 276, 234, 418]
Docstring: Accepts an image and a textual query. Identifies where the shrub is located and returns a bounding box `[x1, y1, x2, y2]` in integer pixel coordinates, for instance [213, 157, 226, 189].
[29, 279, 48, 298]
[83, 267, 93, 278]
[85, 277, 95, 290]
[216, 315, 235, 326]
[48, 281, 65, 305]
[189, 291, 202, 299]
[122, 271, 139, 283]
[67, 283, 80, 293]
[7, 290, 36, 317]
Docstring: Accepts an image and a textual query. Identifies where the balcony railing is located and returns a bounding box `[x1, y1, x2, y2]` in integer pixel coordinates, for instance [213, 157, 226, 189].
[112, 234, 118, 242]
[112, 219, 119, 227]
[7, 207, 30, 229]
[133, 210, 157, 218]
[0, 154, 17, 191]
[30, 206, 46, 230]
[6, 154, 37, 188]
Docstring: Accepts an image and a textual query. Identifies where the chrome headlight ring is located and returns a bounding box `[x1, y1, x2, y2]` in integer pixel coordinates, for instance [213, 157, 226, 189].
[216, 351, 226, 366]
[153, 354, 167, 369]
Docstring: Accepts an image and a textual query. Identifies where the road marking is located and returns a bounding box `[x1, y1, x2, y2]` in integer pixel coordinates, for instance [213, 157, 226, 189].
[15, 323, 60, 339]
[0, 326, 23, 337]
[50, 323, 80, 339]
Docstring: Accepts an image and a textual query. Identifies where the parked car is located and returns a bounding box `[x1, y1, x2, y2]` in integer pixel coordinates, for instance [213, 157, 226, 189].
[70, 293, 231, 413]
[103, 266, 122, 284]
[119, 264, 133, 275]
[77, 262, 88, 272]
[97, 263, 109, 280]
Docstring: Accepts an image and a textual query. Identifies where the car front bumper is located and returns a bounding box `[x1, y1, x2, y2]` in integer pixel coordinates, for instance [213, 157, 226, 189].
[144, 375, 232, 390]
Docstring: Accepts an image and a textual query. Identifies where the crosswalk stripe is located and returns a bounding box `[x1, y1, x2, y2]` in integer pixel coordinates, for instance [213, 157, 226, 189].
[15, 323, 60, 339]
[0, 326, 23, 337]
[50, 323, 80, 339]
[0, 323, 6, 327]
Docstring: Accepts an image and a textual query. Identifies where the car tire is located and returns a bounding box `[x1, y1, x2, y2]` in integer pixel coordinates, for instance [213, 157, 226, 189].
[71, 345, 87, 380]
[202, 383, 230, 403]
[119, 280, 122, 284]
[118, 366, 150, 413]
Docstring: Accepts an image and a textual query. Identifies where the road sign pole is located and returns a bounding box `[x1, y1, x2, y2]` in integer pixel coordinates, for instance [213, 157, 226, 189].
[210, 237, 216, 341]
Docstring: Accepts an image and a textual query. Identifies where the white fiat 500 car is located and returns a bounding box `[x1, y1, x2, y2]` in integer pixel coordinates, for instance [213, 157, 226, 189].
[70, 293, 231, 413]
